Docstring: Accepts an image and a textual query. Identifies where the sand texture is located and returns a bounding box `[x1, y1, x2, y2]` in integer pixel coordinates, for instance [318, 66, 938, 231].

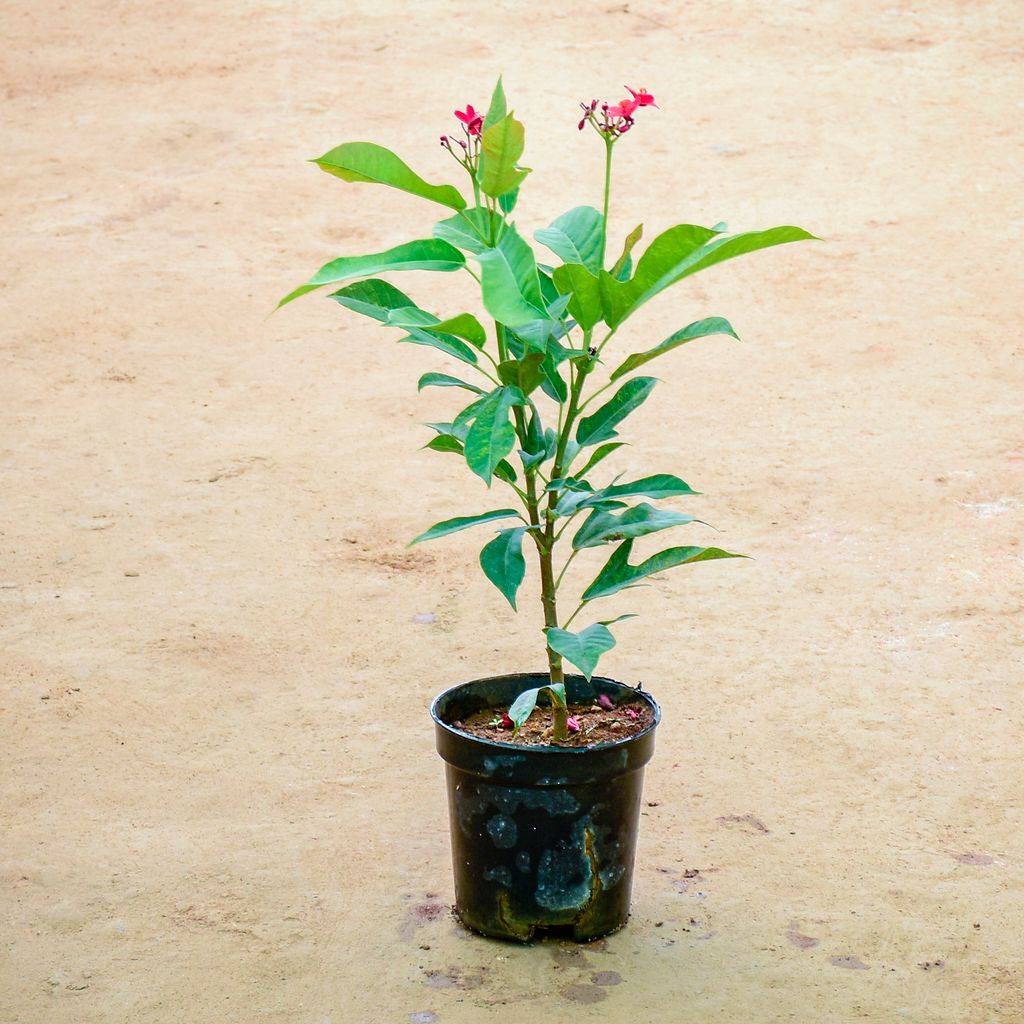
[2, 1, 1022, 1021]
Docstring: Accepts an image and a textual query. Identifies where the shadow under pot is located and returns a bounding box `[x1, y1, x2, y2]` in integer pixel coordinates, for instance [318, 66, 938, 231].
[430, 672, 660, 942]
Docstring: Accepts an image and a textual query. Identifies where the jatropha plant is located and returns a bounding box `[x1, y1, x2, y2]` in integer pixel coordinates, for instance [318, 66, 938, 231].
[281, 80, 813, 743]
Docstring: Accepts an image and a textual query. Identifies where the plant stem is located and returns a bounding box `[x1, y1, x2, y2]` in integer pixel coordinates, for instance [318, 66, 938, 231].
[598, 137, 614, 269]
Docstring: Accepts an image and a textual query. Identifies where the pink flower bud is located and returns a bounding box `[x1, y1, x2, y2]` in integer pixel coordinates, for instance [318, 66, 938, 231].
[567, 716, 581, 733]
[598, 694, 614, 711]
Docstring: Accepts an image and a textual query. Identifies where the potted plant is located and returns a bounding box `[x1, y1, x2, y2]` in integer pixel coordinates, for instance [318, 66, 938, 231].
[280, 80, 813, 941]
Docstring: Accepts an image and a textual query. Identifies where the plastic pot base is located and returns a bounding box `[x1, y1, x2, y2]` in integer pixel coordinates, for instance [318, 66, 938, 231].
[431, 673, 660, 943]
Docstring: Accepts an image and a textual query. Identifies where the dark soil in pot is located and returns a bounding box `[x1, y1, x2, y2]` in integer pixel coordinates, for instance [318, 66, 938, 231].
[430, 672, 660, 943]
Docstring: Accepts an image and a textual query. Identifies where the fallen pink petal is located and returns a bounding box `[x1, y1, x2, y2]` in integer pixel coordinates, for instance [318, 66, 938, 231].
[598, 694, 614, 710]
[566, 716, 582, 733]
[625, 708, 639, 721]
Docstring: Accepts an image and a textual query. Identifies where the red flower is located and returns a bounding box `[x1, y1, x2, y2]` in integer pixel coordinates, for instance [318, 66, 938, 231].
[500, 712, 514, 729]
[608, 97, 639, 119]
[454, 104, 483, 136]
[567, 716, 582, 733]
[625, 86, 657, 108]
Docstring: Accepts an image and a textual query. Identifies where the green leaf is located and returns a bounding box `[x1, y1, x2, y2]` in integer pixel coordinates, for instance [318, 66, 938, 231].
[497, 351, 545, 396]
[508, 687, 541, 730]
[545, 622, 619, 681]
[477, 112, 530, 199]
[601, 223, 816, 328]
[312, 141, 466, 210]
[464, 387, 522, 485]
[327, 279, 416, 321]
[482, 77, 507, 131]
[575, 441, 627, 481]
[479, 527, 527, 609]
[424, 313, 487, 348]
[600, 474, 699, 501]
[582, 539, 746, 601]
[476, 226, 547, 327]
[575, 377, 657, 447]
[610, 317, 739, 381]
[610, 223, 643, 279]
[551, 263, 603, 330]
[422, 433, 516, 483]
[399, 326, 479, 366]
[507, 682, 568, 732]
[498, 187, 520, 214]
[433, 207, 501, 255]
[410, 508, 522, 545]
[534, 207, 604, 274]
[417, 372, 485, 395]
[572, 502, 698, 550]
[279, 239, 465, 307]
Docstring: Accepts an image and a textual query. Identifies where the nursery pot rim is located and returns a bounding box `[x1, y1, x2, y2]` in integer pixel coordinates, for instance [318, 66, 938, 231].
[429, 671, 662, 755]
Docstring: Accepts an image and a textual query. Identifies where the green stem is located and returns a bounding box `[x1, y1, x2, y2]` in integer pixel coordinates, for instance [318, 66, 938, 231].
[554, 549, 578, 591]
[598, 137, 614, 269]
[562, 600, 586, 631]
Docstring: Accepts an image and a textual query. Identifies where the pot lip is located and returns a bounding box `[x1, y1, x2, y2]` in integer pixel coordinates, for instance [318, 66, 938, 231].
[429, 672, 661, 755]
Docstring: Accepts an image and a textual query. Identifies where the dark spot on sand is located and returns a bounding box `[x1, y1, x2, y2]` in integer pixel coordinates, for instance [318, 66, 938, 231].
[830, 955, 870, 970]
[562, 983, 608, 1004]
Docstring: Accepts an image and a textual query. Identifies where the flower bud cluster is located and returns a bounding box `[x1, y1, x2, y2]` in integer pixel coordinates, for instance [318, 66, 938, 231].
[579, 86, 657, 138]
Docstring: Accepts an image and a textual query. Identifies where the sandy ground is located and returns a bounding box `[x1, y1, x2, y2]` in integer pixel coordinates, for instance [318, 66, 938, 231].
[2, 1, 1022, 1020]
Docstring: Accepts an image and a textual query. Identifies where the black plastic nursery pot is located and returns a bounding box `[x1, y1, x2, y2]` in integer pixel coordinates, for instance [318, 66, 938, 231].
[430, 672, 661, 943]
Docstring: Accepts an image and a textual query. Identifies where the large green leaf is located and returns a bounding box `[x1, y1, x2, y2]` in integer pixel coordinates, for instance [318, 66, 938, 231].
[534, 207, 604, 274]
[476, 226, 547, 327]
[422, 433, 516, 483]
[545, 621, 626, 680]
[424, 313, 487, 348]
[433, 207, 501, 255]
[610, 317, 739, 381]
[327, 279, 417, 321]
[312, 141, 466, 210]
[464, 387, 522, 485]
[572, 502, 697, 550]
[551, 263, 603, 330]
[479, 527, 527, 609]
[582, 539, 746, 601]
[600, 474, 699, 500]
[574, 442, 627, 481]
[600, 223, 816, 327]
[410, 508, 522, 545]
[575, 377, 657, 447]
[398, 325, 479, 366]
[279, 239, 465, 307]
[482, 77, 507, 132]
[417, 372, 485, 395]
[478, 112, 530, 199]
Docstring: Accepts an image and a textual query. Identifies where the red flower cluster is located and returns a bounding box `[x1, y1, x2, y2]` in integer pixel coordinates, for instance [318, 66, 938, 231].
[441, 103, 484, 159]
[579, 86, 657, 138]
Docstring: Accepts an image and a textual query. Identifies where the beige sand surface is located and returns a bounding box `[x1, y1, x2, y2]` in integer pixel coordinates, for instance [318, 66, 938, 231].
[2, 1, 1022, 1020]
